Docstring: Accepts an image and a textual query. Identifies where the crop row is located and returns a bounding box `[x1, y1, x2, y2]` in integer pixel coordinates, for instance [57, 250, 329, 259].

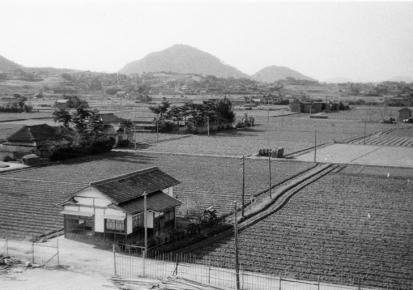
[187, 172, 413, 289]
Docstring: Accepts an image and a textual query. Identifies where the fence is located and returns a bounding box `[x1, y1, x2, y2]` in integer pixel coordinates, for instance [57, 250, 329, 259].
[0, 237, 59, 267]
[113, 246, 375, 290]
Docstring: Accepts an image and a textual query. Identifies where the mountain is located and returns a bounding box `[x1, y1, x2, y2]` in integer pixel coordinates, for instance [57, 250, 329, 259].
[119, 44, 249, 79]
[252, 65, 314, 83]
[0, 55, 23, 72]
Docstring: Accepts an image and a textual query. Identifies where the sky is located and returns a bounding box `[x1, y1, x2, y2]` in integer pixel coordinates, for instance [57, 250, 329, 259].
[1, 0, 413, 82]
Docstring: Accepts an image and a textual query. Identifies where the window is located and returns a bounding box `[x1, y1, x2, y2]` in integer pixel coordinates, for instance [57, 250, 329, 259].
[132, 213, 143, 230]
[105, 219, 125, 232]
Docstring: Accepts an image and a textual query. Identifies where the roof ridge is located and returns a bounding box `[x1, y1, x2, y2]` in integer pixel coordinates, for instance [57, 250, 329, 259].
[90, 166, 159, 186]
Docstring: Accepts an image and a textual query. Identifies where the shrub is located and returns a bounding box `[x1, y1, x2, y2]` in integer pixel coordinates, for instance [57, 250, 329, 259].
[157, 120, 176, 133]
[3, 155, 15, 162]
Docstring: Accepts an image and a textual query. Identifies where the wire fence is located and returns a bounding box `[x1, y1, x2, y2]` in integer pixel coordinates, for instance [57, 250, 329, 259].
[113, 245, 377, 290]
[0, 237, 59, 267]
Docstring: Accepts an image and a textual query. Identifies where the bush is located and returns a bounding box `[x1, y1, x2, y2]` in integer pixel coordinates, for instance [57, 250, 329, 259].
[88, 138, 116, 154]
[3, 155, 15, 162]
[157, 120, 176, 133]
[117, 139, 130, 148]
[50, 138, 115, 161]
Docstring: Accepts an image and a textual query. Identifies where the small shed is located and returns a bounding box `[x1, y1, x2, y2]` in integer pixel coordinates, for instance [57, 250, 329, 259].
[398, 107, 412, 121]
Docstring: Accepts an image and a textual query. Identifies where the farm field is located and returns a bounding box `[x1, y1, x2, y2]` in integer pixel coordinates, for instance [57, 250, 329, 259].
[348, 126, 413, 146]
[0, 112, 52, 122]
[0, 152, 314, 238]
[296, 144, 413, 168]
[186, 170, 413, 290]
[137, 112, 394, 156]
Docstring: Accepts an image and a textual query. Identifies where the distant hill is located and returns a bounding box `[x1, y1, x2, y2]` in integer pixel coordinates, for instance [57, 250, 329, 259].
[252, 65, 314, 83]
[0, 55, 23, 72]
[119, 44, 249, 79]
[388, 76, 413, 83]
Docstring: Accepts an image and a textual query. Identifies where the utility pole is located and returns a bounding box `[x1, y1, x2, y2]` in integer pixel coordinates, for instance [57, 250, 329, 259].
[363, 120, 367, 145]
[143, 191, 147, 277]
[314, 127, 317, 163]
[156, 116, 159, 143]
[234, 202, 240, 290]
[241, 155, 245, 217]
[134, 122, 137, 150]
[269, 152, 272, 198]
[207, 116, 210, 137]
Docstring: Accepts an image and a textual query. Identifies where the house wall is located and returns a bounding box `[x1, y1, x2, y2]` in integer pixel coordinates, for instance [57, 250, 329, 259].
[126, 215, 132, 234]
[162, 187, 174, 197]
[64, 187, 126, 233]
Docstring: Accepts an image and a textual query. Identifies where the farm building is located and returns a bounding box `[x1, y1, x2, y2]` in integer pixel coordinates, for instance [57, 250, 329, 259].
[99, 113, 131, 146]
[1, 124, 74, 159]
[398, 107, 412, 121]
[61, 167, 181, 246]
[289, 100, 323, 114]
[54, 99, 69, 110]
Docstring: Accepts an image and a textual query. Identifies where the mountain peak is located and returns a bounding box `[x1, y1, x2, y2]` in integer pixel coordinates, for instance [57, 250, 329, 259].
[119, 44, 249, 78]
[253, 65, 314, 82]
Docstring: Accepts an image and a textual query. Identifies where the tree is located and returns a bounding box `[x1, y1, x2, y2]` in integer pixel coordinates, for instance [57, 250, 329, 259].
[53, 109, 72, 128]
[149, 100, 170, 119]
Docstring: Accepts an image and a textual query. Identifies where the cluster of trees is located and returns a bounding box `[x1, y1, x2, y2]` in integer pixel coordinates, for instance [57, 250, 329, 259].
[52, 96, 114, 160]
[149, 98, 236, 133]
[0, 94, 32, 113]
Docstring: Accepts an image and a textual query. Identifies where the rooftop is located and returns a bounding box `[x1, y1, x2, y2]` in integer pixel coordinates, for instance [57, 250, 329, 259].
[91, 166, 180, 204]
[7, 124, 73, 143]
[120, 190, 182, 214]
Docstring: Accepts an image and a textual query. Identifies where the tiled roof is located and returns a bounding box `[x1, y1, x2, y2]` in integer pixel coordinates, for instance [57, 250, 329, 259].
[99, 113, 124, 124]
[7, 124, 73, 143]
[120, 190, 182, 214]
[91, 167, 180, 204]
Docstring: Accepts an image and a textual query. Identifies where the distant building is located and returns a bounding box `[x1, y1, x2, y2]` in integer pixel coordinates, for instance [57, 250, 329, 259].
[98, 113, 128, 146]
[1, 124, 74, 158]
[61, 167, 181, 246]
[54, 99, 69, 110]
[289, 100, 323, 114]
[398, 107, 412, 121]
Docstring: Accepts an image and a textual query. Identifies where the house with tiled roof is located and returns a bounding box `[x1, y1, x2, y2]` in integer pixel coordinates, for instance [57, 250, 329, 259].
[61, 167, 181, 246]
[1, 124, 74, 159]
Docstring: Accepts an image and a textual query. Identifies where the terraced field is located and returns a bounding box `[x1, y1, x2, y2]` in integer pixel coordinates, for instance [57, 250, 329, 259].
[187, 170, 413, 289]
[0, 152, 314, 238]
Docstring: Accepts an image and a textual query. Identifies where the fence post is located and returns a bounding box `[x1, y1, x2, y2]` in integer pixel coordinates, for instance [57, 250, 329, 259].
[279, 277, 282, 290]
[113, 244, 117, 276]
[208, 265, 211, 285]
[174, 253, 179, 276]
[317, 275, 320, 290]
[31, 241, 34, 264]
[56, 239, 60, 266]
[358, 277, 361, 290]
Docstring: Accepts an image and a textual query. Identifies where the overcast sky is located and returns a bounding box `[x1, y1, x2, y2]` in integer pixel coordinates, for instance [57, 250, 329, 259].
[1, 0, 413, 82]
